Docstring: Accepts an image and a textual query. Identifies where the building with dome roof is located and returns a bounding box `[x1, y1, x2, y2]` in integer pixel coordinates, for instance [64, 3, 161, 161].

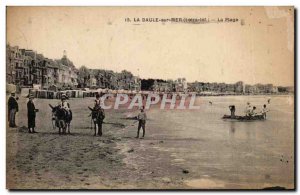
[6, 45, 79, 91]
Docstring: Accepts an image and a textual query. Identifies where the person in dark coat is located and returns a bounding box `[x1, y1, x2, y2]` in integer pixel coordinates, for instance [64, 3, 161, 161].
[94, 105, 105, 136]
[8, 92, 18, 127]
[94, 93, 101, 108]
[229, 105, 236, 119]
[27, 95, 37, 133]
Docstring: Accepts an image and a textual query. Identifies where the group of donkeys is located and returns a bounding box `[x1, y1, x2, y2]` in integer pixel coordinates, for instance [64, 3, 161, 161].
[48, 104, 104, 136]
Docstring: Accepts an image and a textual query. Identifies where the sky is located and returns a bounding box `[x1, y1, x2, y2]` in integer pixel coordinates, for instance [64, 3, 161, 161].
[6, 6, 294, 86]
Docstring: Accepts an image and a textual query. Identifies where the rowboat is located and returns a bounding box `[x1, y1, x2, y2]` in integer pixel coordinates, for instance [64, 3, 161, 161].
[222, 114, 265, 121]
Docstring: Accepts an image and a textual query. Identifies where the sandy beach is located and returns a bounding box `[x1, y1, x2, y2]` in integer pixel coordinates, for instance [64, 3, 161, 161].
[6, 96, 191, 189]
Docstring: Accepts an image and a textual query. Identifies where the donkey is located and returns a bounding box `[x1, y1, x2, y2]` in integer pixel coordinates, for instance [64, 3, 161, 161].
[49, 104, 72, 134]
[88, 106, 105, 136]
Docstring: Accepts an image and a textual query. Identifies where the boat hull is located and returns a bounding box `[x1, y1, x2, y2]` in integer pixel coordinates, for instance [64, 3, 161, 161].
[222, 114, 265, 121]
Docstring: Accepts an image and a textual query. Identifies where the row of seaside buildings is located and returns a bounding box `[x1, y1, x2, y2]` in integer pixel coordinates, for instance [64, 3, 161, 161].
[6, 45, 79, 90]
[151, 79, 293, 94]
[6, 44, 293, 94]
[6, 45, 141, 92]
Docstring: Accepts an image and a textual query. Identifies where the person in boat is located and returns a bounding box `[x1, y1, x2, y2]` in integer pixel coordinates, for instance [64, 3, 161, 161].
[249, 106, 257, 117]
[261, 104, 269, 119]
[229, 105, 235, 118]
[245, 102, 252, 116]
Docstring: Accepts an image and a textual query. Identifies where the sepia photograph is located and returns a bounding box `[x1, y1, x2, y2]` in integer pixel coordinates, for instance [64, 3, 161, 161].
[5, 6, 294, 190]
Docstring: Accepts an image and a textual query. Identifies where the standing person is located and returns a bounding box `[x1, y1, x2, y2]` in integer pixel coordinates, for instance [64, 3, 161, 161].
[136, 106, 147, 139]
[27, 94, 37, 133]
[229, 105, 236, 118]
[94, 93, 101, 108]
[8, 92, 19, 127]
[261, 104, 269, 119]
[96, 106, 105, 136]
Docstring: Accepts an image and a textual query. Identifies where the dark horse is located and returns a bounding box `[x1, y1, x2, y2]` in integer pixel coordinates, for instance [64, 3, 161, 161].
[88, 106, 105, 136]
[49, 104, 72, 134]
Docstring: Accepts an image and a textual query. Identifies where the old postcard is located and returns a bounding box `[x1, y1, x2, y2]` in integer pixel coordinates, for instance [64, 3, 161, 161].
[6, 6, 294, 190]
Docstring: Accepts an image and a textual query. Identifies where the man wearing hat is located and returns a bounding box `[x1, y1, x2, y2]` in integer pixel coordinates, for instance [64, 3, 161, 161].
[135, 106, 147, 139]
[8, 92, 19, 127]
[27, 94, 37, 133]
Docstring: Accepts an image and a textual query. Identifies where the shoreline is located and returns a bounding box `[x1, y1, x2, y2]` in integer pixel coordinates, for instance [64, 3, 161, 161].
[6, 96, 294, 189]
[5, 90, 294, 99]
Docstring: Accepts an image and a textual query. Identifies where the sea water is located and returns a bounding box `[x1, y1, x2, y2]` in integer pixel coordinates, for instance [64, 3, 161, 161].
[146, 95, 294, 188]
